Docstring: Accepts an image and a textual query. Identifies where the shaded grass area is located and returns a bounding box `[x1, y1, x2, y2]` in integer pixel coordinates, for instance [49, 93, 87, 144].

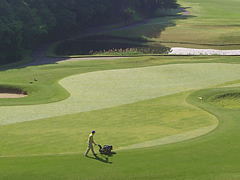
[0, 50, 33, 70]
[53, 35, 171, 56]
[49, 11, 192, 57]
[106, 16, 188, 40]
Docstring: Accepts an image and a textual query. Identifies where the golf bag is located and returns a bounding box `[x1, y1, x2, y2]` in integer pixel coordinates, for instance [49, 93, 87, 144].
[98, 144, 113, 155]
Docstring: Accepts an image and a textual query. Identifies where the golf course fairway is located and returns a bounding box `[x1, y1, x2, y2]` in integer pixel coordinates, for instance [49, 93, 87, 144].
[1, 56, 240, 179]
[2, 0, 240, 178]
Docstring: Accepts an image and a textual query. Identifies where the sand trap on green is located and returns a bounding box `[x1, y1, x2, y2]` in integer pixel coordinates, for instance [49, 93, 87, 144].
[1, 63, 240, 125]
[0, 93, 27, 98]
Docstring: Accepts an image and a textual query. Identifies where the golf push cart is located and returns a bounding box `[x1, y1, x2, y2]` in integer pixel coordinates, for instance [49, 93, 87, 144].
[97, 144, 113, 155]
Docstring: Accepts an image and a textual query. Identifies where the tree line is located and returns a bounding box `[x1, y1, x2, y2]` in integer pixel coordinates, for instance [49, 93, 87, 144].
[0, 0, 178, 65]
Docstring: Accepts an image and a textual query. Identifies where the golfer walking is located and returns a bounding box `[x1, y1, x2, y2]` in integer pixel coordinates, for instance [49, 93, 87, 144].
[85, 130, 97, 156]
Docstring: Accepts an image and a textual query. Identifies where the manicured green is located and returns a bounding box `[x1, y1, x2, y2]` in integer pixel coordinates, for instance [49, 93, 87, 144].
[2, 62, 240, 125]
[1, 55, 231, 106]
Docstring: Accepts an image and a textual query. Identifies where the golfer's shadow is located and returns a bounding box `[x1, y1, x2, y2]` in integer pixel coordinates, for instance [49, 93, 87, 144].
[88, 152, 117, 164]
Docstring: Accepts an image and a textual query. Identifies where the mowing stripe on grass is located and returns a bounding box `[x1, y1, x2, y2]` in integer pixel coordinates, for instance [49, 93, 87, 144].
[117, 125, 217, 150]
[0, 125, 217, 158]
[1, 63, 240, 125]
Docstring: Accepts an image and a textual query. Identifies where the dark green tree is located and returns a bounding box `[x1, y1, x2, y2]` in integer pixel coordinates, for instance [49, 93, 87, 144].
[0, 0, 23, 64]
[123, 8, 136, 22]
[0, 0, 179, 65]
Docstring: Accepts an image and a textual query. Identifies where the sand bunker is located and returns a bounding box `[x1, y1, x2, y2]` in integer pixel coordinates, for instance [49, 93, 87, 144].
[170, 47, 240, 55]
[0, 93, 27, 98]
